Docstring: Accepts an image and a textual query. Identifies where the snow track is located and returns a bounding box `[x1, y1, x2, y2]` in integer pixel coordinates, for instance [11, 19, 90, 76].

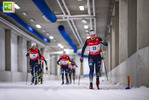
[0, 77, 148, 100]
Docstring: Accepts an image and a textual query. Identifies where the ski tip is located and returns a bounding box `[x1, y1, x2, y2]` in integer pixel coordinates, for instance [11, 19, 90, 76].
[107, 79, 109, 81]
[78, 84, 80, 85]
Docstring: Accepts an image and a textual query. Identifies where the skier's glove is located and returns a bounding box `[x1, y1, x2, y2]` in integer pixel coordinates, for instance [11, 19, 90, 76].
[46, 66, 48, 71]
[80, 57, 83, 63]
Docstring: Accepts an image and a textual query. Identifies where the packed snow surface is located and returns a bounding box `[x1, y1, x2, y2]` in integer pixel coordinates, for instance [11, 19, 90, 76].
[0, 77, 149, 100]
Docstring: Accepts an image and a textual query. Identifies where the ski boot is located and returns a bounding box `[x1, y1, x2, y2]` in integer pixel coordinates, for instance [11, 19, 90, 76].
[66, 79, 69, 85]
[89, 83, 93, 89]
[38, 78, 41, 83]
[61, 80, 64, 85]
[96, 78, 100, 90]
[34, 79, 38, 85]
[30, 77, 34, 85]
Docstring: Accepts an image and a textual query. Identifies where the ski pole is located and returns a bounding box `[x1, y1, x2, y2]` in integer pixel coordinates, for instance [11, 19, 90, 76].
[78, 62, 82, 85]
[101, 47, 109, 81]
[26, 58, 29, 84]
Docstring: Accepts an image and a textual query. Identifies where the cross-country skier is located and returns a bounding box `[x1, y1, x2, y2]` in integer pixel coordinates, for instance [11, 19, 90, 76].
[38, 55, 48, 84]
[26, 43, 41, 85]
[80, 30, 108, 89]
[70, 58, 78, 84]
[57, 51, 72, 85]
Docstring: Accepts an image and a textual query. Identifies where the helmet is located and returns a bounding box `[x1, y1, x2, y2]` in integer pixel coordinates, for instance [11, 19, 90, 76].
[63, 51, 66, 55]
[32, 43, 36, 47]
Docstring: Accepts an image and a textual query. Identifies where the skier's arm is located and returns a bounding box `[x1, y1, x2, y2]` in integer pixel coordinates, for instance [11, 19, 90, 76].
[99, 37, 108, 46]
[38, 50, 41, 59]
[26, 49, 31, 57]
[68, 57, 73, 64]
[44, 58, 47, 65]
[81, 40, 87, 57]
[57, 58, 61, 65]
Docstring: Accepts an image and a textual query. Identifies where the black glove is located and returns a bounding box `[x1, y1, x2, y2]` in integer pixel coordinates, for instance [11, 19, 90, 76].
[46, 66, 48, 71]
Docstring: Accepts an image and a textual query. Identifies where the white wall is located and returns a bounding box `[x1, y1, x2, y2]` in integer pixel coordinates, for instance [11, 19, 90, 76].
[0, 27, 5, 71]
[22, 38, 27, 72]
[11, 33, 18, 72]
[109, 46, 149, 87]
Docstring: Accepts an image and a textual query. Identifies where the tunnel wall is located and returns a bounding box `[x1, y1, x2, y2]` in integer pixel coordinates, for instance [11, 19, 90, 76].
[109, 46, 149, 87]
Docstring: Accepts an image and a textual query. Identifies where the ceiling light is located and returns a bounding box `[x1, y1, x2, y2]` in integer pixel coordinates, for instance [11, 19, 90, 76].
[30, 18, 35, 22]
[82, 19, 87, 24]
[36, 24, 41, 28]
[49, 36, 54, 39]
[78, 0, 82, 1]
[84, 25, 88, 29]
[60, 46, 64, 48]
[46, 33, 49, 36]
[85, 30, 89, 32]
[42, 29, 46, 32]
[22, 12, 28, 16]
[79, 6, 84, 11]
[58, 43, 62, 46]
[14, 4, 20, 9]
[87, 36, 90, 39]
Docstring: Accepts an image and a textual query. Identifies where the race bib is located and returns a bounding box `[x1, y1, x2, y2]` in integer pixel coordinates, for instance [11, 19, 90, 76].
[61, 60, 69, 64]
[89, 44, 101, 53]
[30, 54, 38, 59]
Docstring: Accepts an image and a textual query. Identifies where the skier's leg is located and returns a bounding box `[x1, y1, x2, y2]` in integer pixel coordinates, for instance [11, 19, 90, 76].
[38, 65, 41, 83]
[95, 54, 101, 89]
[88, 55, 94, 89]
[34, 62, 38, 85]
[65, 66, 69, 84]
[61, 66, 64, 84]
[30, 60, 35, 84]
[30, 66, 34, 84]
[68, 68, 72, 84]
[40, 68, 43, 84]
[73, 69, 75, 84]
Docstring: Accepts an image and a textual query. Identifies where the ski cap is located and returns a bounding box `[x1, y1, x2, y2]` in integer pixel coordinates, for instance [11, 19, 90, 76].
[90, 30, 96, 35]
[32, 43, 36, 47]
[63, 51, 66, 55]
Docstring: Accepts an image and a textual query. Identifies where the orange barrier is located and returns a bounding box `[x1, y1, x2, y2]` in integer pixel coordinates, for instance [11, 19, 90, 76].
[125, 75, 131, 89]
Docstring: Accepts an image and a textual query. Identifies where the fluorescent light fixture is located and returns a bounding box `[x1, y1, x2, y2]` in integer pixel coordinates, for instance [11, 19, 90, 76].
[49, 36, 54, 39]
[46, 33, 49, 36]
[42, 29, 46, 32]
[58, 43, 62, 46]
[36, 24, 41, 28]
[60, 46, 64, 48]
[30, 18, 35, 22]
[82, 19, 87, 24]
[78, 0, 82, 1]
[14, 4, 20, 9]
[87, 36, 90, 39]
[79, 6, 84, 11]
[84, 25, 88, 29]
[85, 30, 89, 32]
[22, 12, 28, 16]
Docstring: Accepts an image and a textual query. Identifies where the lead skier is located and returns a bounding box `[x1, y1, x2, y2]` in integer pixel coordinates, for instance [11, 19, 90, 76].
[80, 30, 108, 89]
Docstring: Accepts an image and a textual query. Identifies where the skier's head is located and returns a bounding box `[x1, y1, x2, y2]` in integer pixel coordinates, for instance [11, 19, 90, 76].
[90, 30, 96, 40]
[63, 51, 66, 57]
[32, 43, 36, 50]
